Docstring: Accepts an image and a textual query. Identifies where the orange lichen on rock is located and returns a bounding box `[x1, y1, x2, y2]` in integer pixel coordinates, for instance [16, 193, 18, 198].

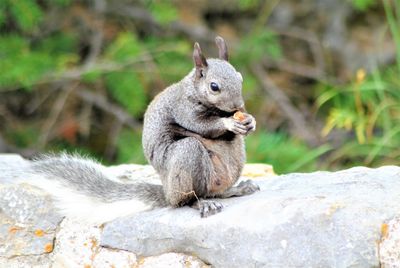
[34, 229, 44, 237]
[90, 238, 98, 251]
[381, 223, 389, 239]
[8, 226, 21, 234]
[44, 243, 53, 253]
[233, 111, 245, 121]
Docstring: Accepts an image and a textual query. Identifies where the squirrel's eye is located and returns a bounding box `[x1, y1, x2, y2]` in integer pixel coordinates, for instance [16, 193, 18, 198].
[210, 82, 220, 92]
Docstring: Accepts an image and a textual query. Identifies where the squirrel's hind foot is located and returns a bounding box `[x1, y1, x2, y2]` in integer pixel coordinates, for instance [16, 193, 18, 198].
[235, 180, 260, 196]
[192, 199, 224, 218]
[217, 180, 260, 198]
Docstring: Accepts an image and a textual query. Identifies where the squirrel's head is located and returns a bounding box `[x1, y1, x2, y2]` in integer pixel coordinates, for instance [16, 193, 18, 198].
[192, 36, 244, 113]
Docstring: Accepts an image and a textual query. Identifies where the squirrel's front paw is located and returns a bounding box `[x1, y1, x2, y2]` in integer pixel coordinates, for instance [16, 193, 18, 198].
[223, 113, 256, 135]
[241, 113, 256, 134]
[222, 118, 248, 135]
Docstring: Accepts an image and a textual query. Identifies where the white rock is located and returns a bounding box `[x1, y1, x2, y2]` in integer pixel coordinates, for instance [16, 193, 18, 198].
[101, 166, 400, 267]
[379, 216, 400, 267]
[52, 218, 137, 268]
[138, 252, 208, 268]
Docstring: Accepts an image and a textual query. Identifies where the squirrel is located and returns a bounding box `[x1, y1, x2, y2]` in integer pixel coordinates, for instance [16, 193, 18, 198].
[142, 36, 258, 217]
[0, 36, 258, 223]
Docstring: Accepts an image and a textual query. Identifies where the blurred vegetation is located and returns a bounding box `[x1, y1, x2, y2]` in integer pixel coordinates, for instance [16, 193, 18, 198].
[0, 0, 399, 174]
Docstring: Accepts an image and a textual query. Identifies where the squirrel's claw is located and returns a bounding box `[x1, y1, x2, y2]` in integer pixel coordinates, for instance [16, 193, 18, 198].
[197, 199, 224, 218]
[236, 180, 260, 195]
[243, 114, 256, 134]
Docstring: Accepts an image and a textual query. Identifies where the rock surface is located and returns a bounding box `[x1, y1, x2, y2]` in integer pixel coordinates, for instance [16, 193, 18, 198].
[1, 154, 400, 267]
[0, 180, 63, 268]
[379, 216, 400, 267]
[101, 166, 400, 267]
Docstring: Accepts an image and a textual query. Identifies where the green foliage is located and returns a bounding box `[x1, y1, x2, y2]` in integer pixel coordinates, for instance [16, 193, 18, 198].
[383, 0, 400, 73]
[317, 65, 400, 166]
[246, 131, 331, 174]
[7, 0, 43, 32]
[5, 124, 40, 148]
[105, 33, 143, 62]
[0, 32, 78, 89]
[0, 35, 55, 89]
[48, 0, 72, 7]
[242, 71, 258, 95]
[145, 37, 192, 83]
[234, 30, 282, 65]
[238, 0, 261, 10]
[145, 0, 178, 25]
[37, 33, 78, 56]
[82, 70, 102, 83]
[156, 50, 192, 82]
[0, 1, 7, 27]
[105, 71, 148, 118]
[318, 0, 400, 167]
[116, 129, 146, 164]
[349, 0, 376, 11]
[0, 0, 72, 31]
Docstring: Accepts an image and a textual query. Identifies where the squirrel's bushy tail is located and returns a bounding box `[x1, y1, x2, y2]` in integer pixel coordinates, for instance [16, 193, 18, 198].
[1, 153, 167, 223]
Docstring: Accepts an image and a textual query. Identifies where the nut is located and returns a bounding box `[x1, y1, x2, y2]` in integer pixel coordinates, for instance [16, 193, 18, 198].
[233, 111, 245, 121]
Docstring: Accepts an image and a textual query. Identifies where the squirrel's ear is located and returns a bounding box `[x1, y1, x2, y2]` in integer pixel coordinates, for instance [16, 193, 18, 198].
[193, 42, 208, 78]
[215, 36, 229, 61]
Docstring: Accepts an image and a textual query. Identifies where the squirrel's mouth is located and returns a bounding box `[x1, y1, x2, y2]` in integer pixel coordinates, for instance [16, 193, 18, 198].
[197, 101, 243, 117]
[199, 106, 235, 118]
[222, 106, 244, 115]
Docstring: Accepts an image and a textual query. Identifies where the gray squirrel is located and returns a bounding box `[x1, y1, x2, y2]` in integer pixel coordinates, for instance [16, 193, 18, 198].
[0, 36, 258, 223]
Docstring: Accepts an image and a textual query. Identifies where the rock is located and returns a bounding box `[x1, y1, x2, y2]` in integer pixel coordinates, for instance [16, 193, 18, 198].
[101, 166, 400, 267]
[0, 154, 211, 267]
[137, 252, 209, 268]
[51, 218, 137, 268]
[105, 163, 161, 184]
[379, 216, 400, 267]
[51, 218, 208, 268]
[0, 184, 63, 257]
[0, 254, 52, 268]
[2, 154, 400, 267]
[0, 154, 30, 184]
[0, 182, 63, 268]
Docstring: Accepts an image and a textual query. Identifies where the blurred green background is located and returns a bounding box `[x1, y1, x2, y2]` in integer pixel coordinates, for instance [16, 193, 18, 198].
[0, 0, 399, 174]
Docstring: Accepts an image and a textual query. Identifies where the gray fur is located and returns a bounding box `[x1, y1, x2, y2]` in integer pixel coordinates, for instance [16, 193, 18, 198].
[143, 36, 257, 217]
[30, 154, 167, 208]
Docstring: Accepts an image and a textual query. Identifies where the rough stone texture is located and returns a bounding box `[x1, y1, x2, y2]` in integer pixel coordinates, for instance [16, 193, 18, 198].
[137, 252, 209, 268]
[42, 217, 208, 268]
[379, 216, 400, 267]
[0, 154, 218, 267]
[101, 166, 400, 268]
[0, 184, 63, 257]
[2, 154, 400, 267]
[51, 218, 138, 268]
[0, 180, 63, 268]
[0, 254, 52, 268]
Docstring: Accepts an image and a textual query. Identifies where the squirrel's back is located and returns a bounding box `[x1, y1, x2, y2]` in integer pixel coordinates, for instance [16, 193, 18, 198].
[142, 72, 193, 171]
